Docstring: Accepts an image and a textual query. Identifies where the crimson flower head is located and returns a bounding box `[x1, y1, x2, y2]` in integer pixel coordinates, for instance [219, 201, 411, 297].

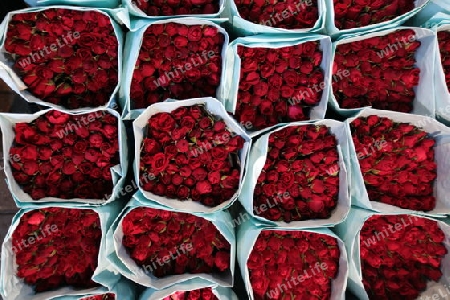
[135, 0, 220, 16]
[122, 207, 231, 278]
[248, 230, 341, 300]
[10, 110, 120, 201]
[131, 23, 225, 109]
[235, 42, 324, 131]
[333, 0, 415, 29]
[139, 104, 245, 208]
[162, 288, 219, 300]
[235, 0, 319, 29]
[351, 115, 436, 211]
[12, 208, 102, 292]
[360, 215, 447, 299]
[254, 124, 340, 222]
[4, 8, 119, 109]
[438, 31, 450, 93]
[333, 30, 421, 113]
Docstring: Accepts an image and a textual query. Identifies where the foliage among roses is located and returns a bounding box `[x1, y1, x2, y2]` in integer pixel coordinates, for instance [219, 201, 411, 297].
[9, 110, 120, 200]
[234, 42, 324, 130]
[12, 208, 101, 292]
[333, 0, 415, 29]
[122, 207, 231, 277]
[254, 125, 340, 222]
[131, 24, 224, 109]
[360, 215, 447, 299]
[4, 9, 119, 109]
[350, 115, 437, 211]
[248, 230, 340, 300]
[139, 105, 245, 207]
[333, 30, 420, 112]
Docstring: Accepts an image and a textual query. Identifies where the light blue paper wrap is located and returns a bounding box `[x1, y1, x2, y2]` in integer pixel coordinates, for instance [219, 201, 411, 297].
[122, 0, 225, 20]
[419, 13, 450, 125]
[219, 34, 331, 137]
[237, 220, 348, 300]
[105, 191, 236, 290]
[139, 280, 238, 300]
[239, 119, 351, 229]
[329, 27, 437, 118]
[223, 0, 326, 35]
[346, 108, 450, 216]
[132, 97, 251, 214]
[0, 6, 124, 113]
[411, 0, 450, 27]
[0, 108, 128, 208]
[0, 202, 123, 300]
[325, 0, 429, 37]
[24, 0, 120, 8]
[335, 207, 450, 300]
[51, 279, 136, 300]
[120, 18, 229, 119]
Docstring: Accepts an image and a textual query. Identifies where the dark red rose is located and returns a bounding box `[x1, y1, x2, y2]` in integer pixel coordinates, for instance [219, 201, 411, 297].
[122, 207, 230, 278]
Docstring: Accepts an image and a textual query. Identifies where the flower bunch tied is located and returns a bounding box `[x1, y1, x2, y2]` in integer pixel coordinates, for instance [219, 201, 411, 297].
[122, 207, 231, 278]
[234, 42, 325, 130]
[12, 208, 102, 292]
[350, 115, 437, 211]
[131, 23, 225, 109]
[253, 124, 340, 222]
[234, 0, 319, 29]
[9, 110, 120, 201]
[162, 288, 218, 300]
[360, 215, 447, 299]
[134, 0, 220, 16]
[333, 29, 421, 113]
[248, 230, 341, 300]
[333, 0, 415, 29]
[139, 104, 245, 208]
[4, 8, 119, 109]
[438, 31, 450, 92]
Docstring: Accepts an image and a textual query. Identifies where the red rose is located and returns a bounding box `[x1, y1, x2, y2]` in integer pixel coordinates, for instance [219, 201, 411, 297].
[187, 26, 203, 41]
[360, 215, 447, 299]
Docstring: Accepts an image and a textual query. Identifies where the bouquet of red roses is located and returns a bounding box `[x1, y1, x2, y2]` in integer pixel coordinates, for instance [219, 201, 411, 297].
[124, 0, 223, 17]
[237, 223, 347, 300]
[139, 283, 237, 300]
[2, 7, 120, 110]
[0, 109, 125, 205]
[335, 208, 450, 300]
[438, 30, 450, 93]
[329, 0, 428, 34]
[124, 19, 227, 114]
[108, 195, 235, 289]
[240, 120, 350, 227]
[54, 279, 135, 300]
[436, 27, 450, 123]
[0, 205, 122, 299]
[80, 293, 115, 300]
[227, 0, 324, 35]
[348, 108, 450, 214]
[161, 289, 218, 300]
[223, 36, 330, 132]
[331, 28, 434, 115]
[134, 98, 250, 213]
[232, 0, 319, 29]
